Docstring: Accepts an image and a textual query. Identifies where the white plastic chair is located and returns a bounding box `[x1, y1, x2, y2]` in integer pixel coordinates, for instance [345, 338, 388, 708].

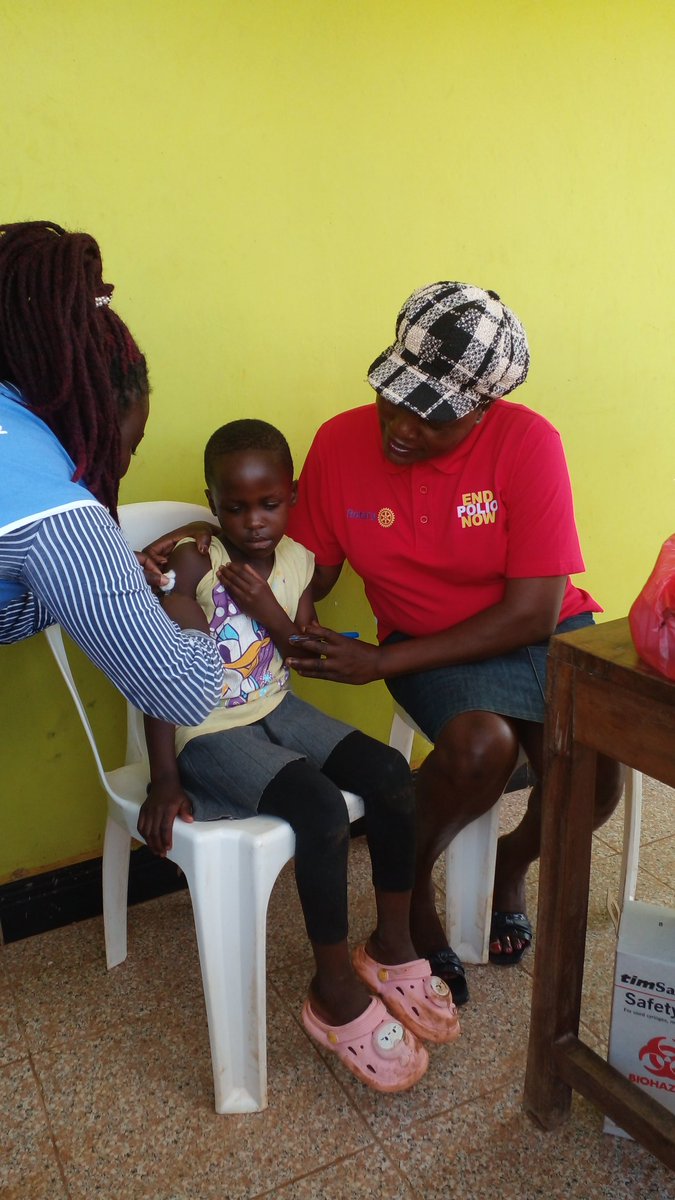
[389, 704, 643, 963]
[610, 767, 643, 928]
[45, 500, 364, 1114]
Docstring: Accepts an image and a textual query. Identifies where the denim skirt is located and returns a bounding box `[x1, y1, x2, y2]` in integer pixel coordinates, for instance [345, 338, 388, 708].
[384, 612, 595, 743]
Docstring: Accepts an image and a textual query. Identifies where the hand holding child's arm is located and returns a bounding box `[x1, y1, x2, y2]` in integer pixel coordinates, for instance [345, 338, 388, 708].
[132, 524, 216, 591]
[143, 522, 216, 564]
[133, 549, 172, 591]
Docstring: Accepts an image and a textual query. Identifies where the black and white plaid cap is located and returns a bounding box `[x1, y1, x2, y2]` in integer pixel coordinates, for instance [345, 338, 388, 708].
[367, 281, 530, 422]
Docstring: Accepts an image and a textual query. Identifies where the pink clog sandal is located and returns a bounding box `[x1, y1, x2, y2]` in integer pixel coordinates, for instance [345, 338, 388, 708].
[301, 996, 428, 1093]
[353, 946, 461, 1045]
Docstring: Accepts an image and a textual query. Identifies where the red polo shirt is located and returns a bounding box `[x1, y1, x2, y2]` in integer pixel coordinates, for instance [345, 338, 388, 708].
[289, 401, 600, 642]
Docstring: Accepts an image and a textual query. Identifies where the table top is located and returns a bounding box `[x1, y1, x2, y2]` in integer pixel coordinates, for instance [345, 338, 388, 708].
[550, 616, 675, 707]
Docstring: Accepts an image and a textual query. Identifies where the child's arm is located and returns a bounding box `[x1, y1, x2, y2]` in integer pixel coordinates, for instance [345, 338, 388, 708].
[138, 713, 194, 856]
[218, 561, 316, 658]
[142, 521, 217, 569]
[157, 541, 213, 635]
[137, 541, 212, 855]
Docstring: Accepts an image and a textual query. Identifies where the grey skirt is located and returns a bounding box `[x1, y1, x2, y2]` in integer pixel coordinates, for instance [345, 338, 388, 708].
[176, 691, 356, 820]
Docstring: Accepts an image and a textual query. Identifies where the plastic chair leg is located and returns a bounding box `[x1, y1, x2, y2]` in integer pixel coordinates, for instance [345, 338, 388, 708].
[180, 822, 294, 1114]
[102, 815, 132, 969]
[619, 768, 643, 907]
[389, 709, 415, 760]
[445, 803, 501, 964]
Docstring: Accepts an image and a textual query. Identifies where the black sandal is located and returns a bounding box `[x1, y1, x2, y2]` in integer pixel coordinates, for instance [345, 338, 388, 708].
[427, 947, 469, 1006]
[488, 911, 532, 966]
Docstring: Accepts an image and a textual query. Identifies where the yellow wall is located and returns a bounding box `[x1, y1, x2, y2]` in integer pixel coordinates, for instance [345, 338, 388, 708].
[1, 1, 673, 881]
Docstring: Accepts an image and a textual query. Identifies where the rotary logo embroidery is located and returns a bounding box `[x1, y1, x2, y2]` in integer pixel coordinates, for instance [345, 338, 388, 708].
[378, 507, 395, 528]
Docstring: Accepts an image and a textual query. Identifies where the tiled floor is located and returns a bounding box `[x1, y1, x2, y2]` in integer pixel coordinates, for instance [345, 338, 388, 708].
[2, 779, 674, 1199]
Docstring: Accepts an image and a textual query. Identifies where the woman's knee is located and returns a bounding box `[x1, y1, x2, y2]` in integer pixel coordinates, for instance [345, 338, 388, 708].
[430, 711, 520, 794]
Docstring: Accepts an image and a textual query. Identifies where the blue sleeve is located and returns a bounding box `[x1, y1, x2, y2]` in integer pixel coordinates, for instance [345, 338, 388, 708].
[19, 505, 224, 725]
[0, 592, 55, 640]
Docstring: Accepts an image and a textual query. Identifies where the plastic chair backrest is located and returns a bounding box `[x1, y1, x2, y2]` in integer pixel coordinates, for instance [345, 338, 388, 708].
[118, 501, 213, 557]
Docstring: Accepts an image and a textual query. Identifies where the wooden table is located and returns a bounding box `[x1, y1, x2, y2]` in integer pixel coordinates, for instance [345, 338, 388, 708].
[524, 617, 675, 1170]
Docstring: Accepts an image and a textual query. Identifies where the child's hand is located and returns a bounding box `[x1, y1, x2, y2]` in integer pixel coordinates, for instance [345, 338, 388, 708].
[218, 562, 279, 624]
[137, 781, 194, 856]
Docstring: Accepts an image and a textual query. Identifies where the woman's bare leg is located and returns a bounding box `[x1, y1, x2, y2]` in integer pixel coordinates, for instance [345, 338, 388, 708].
[410, 710, 520, 955]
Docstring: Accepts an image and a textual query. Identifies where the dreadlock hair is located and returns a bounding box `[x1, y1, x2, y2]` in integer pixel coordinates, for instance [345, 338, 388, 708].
[0, 220, 148, 518]
[204, 419, 294, 487]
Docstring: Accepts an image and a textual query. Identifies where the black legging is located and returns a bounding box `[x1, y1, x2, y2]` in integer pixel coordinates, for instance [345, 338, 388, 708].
[258, 731, 415, 944]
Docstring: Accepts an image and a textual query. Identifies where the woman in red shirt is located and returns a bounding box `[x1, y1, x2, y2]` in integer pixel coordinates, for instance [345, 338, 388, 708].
[287, 282, 622, 1005]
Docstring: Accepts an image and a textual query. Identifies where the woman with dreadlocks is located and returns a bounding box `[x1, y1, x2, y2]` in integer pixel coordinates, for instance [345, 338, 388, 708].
[0, 220, 223, 724]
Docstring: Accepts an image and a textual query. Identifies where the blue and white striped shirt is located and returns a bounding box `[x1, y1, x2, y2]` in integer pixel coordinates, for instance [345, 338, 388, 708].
[0, 382, 223, 722]
[0, 504, 224, 725]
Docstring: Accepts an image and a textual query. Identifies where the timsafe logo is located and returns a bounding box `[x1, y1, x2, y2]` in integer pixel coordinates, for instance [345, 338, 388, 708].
[621, 972, 675, 1014]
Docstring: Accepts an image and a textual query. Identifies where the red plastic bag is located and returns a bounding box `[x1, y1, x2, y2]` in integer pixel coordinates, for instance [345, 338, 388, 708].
[629, 535, 675, 681]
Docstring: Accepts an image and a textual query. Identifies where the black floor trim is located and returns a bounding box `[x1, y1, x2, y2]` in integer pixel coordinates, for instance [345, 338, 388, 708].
[1, 764, 535, 946]
[0, 848, 187, 944]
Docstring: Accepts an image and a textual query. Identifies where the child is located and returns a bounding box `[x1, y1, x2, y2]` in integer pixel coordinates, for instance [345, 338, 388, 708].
[138, 418, 460, 1094]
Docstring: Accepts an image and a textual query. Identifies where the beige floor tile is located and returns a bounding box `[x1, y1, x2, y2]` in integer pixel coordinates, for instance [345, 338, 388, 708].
[2, 909, 105, 979]
[636, 836, 675, 894]
[3, 772, 673, 1197]
[0, 981, 29, 1068]
[33, 989, 372, 1200]
[378, 1076, 675, 1200]
[594, 776, 675, 854]
[0, 1060, 68, 1200]
[8, 928, 205, 1055]
[592, 787, 627, 855]
[0, 943, 9, 982]
[259, 1146, 417, 1200]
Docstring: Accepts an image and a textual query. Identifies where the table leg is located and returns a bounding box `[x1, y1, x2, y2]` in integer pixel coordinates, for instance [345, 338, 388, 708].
[524, 658, 598, 1128]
